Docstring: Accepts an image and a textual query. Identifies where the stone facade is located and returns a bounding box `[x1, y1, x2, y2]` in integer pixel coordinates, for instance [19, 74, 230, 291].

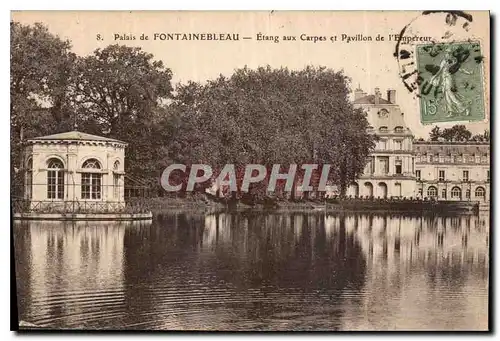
[345, 87, 490, 203]
[23, 131, 127, 205]
[414, 141, 490, 203]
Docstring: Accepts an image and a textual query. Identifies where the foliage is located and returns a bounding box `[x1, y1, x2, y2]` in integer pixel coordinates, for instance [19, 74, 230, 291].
[11, 23, 377, 200]
[471, 129, 490, 142]
[11, 22, 76, 194]
[167, 66, 376, 198]
[11, 23, 175, 188]
[71, 44, 173, 135]
[429, 126, 441, 141]
[70, 44, 174, 185]
[428, 124, 489, 142]
[11, 22, 76, 134]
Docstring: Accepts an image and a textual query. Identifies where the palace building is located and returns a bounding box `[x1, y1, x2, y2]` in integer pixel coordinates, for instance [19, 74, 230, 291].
[414, 141, 490, 203]
[350, 87, 416, 198]
[347, 87, 490, 204]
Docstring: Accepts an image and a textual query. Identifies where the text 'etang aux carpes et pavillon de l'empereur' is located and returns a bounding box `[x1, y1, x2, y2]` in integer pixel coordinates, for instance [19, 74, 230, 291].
[113, 32, 433, 44]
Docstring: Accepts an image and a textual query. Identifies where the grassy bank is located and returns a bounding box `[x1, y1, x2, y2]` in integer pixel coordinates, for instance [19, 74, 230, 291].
[130, 196, 226, 212]
[130, 195, 479, 215]
[128, 195, 325, 213]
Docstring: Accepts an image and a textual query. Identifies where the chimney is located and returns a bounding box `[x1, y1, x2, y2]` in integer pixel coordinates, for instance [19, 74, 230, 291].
[387, 89, 396, 104]
[374, 87, 381, 105]
[354, 87, 365, 100]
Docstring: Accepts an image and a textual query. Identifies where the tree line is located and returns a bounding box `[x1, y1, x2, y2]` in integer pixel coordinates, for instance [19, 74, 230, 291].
[426, 125, 490, 142]
[11, 21, 377, 200]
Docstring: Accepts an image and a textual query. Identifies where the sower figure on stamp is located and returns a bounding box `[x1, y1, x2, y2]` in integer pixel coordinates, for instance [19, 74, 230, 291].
[429, 46, 473, 118]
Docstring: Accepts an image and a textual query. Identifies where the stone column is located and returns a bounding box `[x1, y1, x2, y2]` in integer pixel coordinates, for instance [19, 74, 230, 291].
[106, 152, 112, 201]
[31, 152, 43, 202]
[66, 151, 78, 201]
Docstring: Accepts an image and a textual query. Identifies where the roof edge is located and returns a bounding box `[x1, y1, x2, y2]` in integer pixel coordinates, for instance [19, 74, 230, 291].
[26, 130, 127, 145]
[414, 140, 490, 145]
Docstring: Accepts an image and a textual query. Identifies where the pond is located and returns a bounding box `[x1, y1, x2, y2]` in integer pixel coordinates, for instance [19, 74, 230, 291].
[13, 211, 489, 331]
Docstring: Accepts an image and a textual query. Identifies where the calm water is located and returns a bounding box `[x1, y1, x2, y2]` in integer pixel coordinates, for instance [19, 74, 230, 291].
[14, 211, 489, 331]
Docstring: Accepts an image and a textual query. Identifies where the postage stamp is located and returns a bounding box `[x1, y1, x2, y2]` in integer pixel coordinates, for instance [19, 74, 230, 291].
[416, 41, 485, 124]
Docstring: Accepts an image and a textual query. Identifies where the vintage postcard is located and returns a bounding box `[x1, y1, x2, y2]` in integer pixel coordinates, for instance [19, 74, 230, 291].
[11, 11, 490, 331]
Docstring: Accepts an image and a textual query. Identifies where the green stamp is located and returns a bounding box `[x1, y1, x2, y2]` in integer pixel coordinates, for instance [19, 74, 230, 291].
[416, 41, 485, 124]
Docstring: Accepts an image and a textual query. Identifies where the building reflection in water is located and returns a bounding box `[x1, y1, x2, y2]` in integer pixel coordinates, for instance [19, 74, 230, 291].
[324, 212, 489, 331]
[14, 220, 151, 328]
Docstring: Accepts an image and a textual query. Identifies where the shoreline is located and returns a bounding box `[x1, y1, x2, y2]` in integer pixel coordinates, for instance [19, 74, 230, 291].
[132, 196, 483, 215]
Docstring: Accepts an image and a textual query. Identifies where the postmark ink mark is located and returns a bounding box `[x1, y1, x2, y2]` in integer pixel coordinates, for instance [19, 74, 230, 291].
[422, 10, 474, 25]
[393, 10, 476, 97]
[400, 49, 411, 59]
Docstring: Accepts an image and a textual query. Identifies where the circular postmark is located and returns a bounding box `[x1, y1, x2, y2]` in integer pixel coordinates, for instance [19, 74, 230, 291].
[393, 11, 487, 124]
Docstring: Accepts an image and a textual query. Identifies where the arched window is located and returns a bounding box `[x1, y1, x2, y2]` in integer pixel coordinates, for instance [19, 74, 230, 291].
[395, 182, 402, 197]
[451, 186, 462, 199]
[364, 182, 373, 197]
[379, 126, 388, 133]
[427, 186, 437, 198]
[475, 187, 485, 198]
[82, 158, 101, 169]
[47, 158, 64, 199]
[394, 126, 404, 133]
[113, 160, 120, 199]
[378, 182, 388, 199]
[81, 158, 102, 199]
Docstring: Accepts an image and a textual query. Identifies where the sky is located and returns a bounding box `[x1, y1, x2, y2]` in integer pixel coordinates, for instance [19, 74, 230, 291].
[11, 10, 490, 139]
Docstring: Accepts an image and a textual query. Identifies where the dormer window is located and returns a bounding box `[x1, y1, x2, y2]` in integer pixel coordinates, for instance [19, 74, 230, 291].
[394, 126, 404, 133]
[379, 126, 388, 133]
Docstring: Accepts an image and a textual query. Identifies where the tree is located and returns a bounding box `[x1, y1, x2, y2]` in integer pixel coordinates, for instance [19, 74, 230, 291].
[167, 65, 376, 199]
[11, 22, 76, 135]
[472, 129, 490, 142]
[484, 129, 490, 141]
[428, 124, 474, 142]
[429, 126, 441, 141]
[441, 125, 472, 141]
[72, 44, 174, 183]
[321, 112, 376, 196]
